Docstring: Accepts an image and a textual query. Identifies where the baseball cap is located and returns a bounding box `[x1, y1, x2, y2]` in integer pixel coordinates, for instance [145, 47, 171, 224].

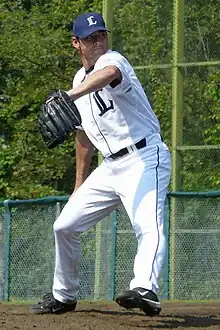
[73, 12, 110, 39]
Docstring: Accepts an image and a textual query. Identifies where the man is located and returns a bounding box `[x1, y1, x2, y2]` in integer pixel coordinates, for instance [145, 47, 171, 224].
[31, 12, 171, 315]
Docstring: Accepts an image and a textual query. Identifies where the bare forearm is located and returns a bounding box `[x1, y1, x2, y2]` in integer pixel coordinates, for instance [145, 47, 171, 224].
[74, 130, 94, 190]
[67, 65, 121, 101]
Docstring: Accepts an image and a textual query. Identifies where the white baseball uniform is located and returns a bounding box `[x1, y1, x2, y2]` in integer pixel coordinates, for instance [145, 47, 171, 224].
[52, 50, 171, 303]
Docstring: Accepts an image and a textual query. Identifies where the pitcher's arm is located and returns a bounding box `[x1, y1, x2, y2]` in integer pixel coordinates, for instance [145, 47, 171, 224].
[72, 130, 94, 194]
[67, 66, 122, 100]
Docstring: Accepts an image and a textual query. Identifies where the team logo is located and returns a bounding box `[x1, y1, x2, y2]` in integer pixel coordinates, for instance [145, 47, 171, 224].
[87, 16, 97, 26]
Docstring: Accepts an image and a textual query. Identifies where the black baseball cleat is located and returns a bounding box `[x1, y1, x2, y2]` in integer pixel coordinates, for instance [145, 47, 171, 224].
[115, 287, 161, 316]
[30, 293, 77, 314]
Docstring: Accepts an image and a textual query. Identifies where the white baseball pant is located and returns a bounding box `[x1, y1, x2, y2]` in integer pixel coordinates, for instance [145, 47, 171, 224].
[52, 134, 171, 303]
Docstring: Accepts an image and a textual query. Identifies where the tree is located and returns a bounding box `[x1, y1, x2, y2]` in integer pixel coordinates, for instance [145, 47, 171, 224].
[0, 0, 219, 198]
[0, 0, 100, 198]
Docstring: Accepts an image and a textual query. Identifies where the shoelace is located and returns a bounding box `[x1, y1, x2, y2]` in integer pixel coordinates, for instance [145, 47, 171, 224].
[39, 293, 54, 303]
[43, 293, 53, 299]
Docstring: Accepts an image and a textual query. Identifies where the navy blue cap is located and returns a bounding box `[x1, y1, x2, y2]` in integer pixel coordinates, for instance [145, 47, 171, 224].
[73, 12, 110, 38]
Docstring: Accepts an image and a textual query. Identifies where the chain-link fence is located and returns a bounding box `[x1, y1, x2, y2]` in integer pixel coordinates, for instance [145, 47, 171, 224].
[169, 192, 220, 299]
[0, 0, 219, 303]
[0, 198, 116, 301]
[110, 0, 220, 192]
[0, 192, 220, 301]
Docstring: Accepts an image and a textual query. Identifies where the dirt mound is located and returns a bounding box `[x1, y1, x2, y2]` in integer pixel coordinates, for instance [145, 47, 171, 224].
[1, 301, 220, 329]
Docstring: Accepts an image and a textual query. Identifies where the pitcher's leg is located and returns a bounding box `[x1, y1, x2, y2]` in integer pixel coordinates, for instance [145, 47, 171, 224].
[52, 166, 120, 303]
[116, 144, 171, 315]
[128, 146, 171, 292]
[52, 230, 81, 303]
[129, 196, 167, 292]
[52, 200, 118, 303]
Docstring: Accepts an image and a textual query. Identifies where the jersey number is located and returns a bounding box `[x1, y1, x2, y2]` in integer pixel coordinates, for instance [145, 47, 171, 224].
[93, 89, 114, 116]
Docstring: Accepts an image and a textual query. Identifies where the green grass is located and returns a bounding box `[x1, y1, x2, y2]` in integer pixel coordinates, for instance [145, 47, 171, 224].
[1, 299, 220, 305]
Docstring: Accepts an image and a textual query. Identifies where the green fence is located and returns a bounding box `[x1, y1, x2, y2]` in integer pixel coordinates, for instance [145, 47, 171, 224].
[108, 0, 220, 193]
[1, 191, 220, 302]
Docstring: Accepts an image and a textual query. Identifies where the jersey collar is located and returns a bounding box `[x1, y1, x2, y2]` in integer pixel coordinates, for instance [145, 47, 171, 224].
[85, 65, 95, 74]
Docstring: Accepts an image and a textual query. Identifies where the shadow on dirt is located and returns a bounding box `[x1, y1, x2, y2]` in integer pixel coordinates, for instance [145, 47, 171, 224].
[76, 309, 220, 328]
[154, 314, 220, 329]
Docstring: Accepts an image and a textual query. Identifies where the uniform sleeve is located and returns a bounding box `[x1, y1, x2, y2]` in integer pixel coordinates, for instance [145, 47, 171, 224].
[72, 68, 85, 130]
[96, 52, 132, 94]
[72, 67, 85, 88]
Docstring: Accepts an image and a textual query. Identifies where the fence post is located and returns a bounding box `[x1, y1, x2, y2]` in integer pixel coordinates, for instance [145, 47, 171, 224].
[172, 0, 184, 191]
[170, 0, 184, 300]
[102, 0, 113, 48]
[94, 0, 114, 301]
[164, 196, 170, 299]
[94, 221, 102, 300]
[109, 210, 117, 300]
[0, 206, 3, 300]
[55, 202, 61, 219]
[3, 200, 11, 301]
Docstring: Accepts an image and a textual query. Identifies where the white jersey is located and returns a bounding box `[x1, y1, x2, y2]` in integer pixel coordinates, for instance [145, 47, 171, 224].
[73, 50, 161, 157]
[53, 53, 171, 306]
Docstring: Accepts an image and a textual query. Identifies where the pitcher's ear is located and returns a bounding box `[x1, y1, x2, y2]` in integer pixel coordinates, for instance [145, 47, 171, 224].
[72, 37, 80, 50]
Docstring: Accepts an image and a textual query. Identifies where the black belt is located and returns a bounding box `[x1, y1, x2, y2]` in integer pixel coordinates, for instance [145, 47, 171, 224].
[110, 138, 146, 160]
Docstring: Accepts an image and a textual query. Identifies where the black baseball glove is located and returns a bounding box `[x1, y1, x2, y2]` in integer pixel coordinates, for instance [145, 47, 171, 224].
[38, 90, 82, 149]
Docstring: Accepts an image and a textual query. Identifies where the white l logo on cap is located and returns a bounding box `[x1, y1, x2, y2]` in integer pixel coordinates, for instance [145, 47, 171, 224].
[87, 16, 97, 26]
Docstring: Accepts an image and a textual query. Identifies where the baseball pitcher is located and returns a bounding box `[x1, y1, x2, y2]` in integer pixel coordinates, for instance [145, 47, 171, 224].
[32, 12, 171, 316]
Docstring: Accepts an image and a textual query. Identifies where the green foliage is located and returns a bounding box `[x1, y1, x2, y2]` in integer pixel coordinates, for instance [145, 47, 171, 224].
[0, 0, 99, 199]
[0, 0, 219, 199]
[113, 0, 220, 191]
[113, 0, 172, 65]
[181, 67, 220, 190]
[203, 71, 220, 145]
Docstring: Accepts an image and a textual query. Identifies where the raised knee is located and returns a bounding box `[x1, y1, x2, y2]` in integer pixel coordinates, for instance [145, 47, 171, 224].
[53, 217, 64, 234]
[53, 215, 72, 235]
[53, 213, 81, 234]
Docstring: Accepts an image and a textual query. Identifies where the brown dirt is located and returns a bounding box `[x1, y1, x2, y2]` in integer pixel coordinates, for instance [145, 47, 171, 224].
[0, 301, 220, 330]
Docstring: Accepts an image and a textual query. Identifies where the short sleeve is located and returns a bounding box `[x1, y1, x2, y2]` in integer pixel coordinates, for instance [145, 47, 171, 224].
[72, 68, 85, 130]
[72, 67, 85, 88]
[95, 51, 132, 94]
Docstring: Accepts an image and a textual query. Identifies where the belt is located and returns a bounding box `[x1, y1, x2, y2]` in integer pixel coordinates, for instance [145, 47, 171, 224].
[110, 138, 146, 160]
